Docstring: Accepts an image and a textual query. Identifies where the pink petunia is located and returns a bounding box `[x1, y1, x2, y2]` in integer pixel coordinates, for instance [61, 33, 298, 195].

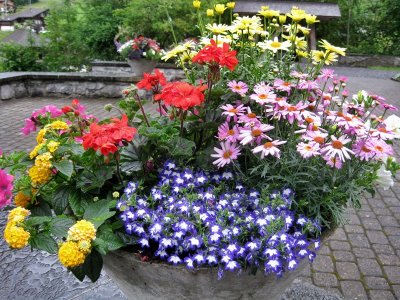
[211, 141, 241, 168]
[21, 118, 37, 135]
[0, 169, 13, 208]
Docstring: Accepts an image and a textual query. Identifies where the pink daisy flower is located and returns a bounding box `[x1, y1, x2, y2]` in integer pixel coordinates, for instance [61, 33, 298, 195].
[227, 80, 248, 96]
[252, 140, 287, 159]
[322, 135, 354, 162]
[238, 107, 260, 125]
[303, 130, 328, 145]
[324, 156, 343, 169]
[318, 68, 336, 81]
[281, 101, 308, 124]
[220, 103, 246, 122]
[352, 140, 375, 161]
[217, 122, 240, 143]
[250, 84, 276, 105]
[368, 138, 394, 160]
[296, 142, 321, 158]
[370, 126, 396, 141]
[238, 123, 274, 145]
[211, 141, 241, 168]
[273, 79, 293, 93]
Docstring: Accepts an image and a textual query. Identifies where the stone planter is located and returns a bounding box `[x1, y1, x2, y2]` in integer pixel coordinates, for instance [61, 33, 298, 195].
[103, 250, 309, 300]
[127, 59, 157, 76]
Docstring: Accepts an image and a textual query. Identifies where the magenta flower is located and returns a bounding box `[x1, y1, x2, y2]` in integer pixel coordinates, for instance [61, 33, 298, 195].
[352, 140, 375, 161]
[211, 141, 241, 168]
[32, 105, 63, 119]
[367, 138, 394, 160]
[21, 118, 37, 135]
[252, 140, 287, 159]
[318, 68, 336, 81]
[0, 169, 13, 208]
[227, 80, 248, 96]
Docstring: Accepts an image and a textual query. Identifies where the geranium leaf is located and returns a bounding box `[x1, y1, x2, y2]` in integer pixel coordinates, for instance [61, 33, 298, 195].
[167, 136, 195, 158]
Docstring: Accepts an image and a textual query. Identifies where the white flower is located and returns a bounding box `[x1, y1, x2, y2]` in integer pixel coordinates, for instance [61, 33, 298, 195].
[375, 164, 394, 190]
[384, 115, 400, 139]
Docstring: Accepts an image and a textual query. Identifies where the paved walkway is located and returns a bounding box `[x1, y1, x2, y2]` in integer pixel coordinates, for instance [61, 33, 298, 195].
[0, 67, 399, 299]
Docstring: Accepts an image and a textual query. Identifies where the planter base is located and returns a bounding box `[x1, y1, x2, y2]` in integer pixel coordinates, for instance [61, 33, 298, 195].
[103, 250, 309, 300]
[126, 59, 157, 76]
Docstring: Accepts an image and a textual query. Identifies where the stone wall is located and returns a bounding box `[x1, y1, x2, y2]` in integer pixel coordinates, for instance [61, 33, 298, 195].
[0, 65, 185, 101]
[338, 55, 400, 67]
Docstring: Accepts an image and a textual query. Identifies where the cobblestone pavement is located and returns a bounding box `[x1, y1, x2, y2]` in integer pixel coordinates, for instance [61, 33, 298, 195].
[0, 68, 399, 300]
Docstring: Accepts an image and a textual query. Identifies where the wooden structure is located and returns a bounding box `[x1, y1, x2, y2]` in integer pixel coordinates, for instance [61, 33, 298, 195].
[0, 0, 16, 14]
[0, 8, 48, 31]
[234, 1, 341, 49]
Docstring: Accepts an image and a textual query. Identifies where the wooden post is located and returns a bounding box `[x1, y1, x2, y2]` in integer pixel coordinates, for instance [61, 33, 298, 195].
[309, 24, 317, 50]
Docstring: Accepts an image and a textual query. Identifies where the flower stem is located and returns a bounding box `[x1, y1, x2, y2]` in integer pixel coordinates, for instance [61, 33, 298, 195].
[134, 93, 150, 127]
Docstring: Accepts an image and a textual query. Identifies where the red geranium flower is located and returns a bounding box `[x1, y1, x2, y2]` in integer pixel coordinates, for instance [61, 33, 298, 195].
[154, 82, 207, 111]
[82, 114, 137, 156]
[137, 69, 167, 91]
[192, 39, 238, 71]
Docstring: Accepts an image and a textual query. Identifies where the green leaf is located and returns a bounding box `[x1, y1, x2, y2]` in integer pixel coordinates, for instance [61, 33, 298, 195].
[76, 167, 113, 193]
[52, 186, 70, 215]
[83, 250, 103, 282]
[68, 189, 86, 217]
[53, 160, 74, 178]
[167, 136, 195, 158]
[25, 216, 52, 227]
[30, 201, 52, 217]
[70, 265, 85, 282]
[83, 200, 115, 228]
[92, 238, 108, 255]
[50, 217, 75, 238]
[30, 233, 58, 254]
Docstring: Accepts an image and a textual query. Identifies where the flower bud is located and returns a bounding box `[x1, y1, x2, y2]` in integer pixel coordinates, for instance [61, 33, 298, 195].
[226, 2, 235, 9]
[214, 4, 226, 15]
[104, 104, 113, 112]
[206, 9, 214, 17]
[279, 15, 287, 24]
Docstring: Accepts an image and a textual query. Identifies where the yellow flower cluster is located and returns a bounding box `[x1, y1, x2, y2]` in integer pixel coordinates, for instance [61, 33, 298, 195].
[29, 143, 43, 159]
[58, 220, 96, 268]
[35, 152, 52, 169]
[14, 191, 31, 208]
[36, 128, 47, 144]
[28, 165, 52, 185]
[47, 140, 60, 153]
[4, 207, 30, 249]
[47, 121, 69, 131]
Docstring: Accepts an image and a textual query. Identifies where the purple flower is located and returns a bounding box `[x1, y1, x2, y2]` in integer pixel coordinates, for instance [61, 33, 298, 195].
[184, 257, 194, 269]
[265, 259, 282, 273]
[225, 260, 240, 271]
[206, 254, 218, 265]
[287, 259, 298, 270]
[168, 255, 182, 265]
[139, 238, 150, 248]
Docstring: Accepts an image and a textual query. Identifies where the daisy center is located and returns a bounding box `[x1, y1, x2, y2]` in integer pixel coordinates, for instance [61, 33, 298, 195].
[228, 108, 238, 114]
[271, 41, 282, 48]
[361, 145, 371, 153]
[378, 127, 388, 133]
[227, 129, 235, 135]
[247, 113, 256, 118]
[223, 150, 232, 159]
[305, 117, 314, 123]
[374, 145, 384, 152]
[304, 145, 312, 151]
[263, 142, 274, 148]
[332, 140, 343, 149]
[283, 82, 290, 86]
[288, 106, 297, 112]
[234, 86, 242, 90]
[313, 136, 324, 144]
[252, 129, 262, 137]
[259, 94, 267, 99]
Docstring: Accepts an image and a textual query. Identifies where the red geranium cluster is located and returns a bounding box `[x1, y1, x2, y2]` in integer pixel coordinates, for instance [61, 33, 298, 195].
[192, 39, 238, 71]
[82, 114, 137, 156]
[154, 82, 207, 111]
[136, 69, 167, 92]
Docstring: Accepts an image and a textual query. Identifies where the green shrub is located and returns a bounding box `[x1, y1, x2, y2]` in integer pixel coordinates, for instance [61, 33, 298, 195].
[0, 42, 43, 72]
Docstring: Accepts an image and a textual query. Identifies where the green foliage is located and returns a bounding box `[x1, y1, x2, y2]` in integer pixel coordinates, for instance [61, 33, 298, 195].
[0, 42, 43, 71]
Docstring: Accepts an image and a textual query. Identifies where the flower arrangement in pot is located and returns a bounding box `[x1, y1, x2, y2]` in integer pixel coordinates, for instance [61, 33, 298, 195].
[1, 2, 399, 299]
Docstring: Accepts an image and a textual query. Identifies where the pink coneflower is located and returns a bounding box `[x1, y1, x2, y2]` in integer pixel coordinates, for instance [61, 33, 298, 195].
[252, 140, 287, 159]
[352, 140, 375, 161]
[220, 103, 246, 122]
[217, 122, 240, 143]
[324, 156, 343, 169]
[211, 141, 241, 168]
[238, 123, 274, 145]
[296, 142, 321, 158]
[322, 135, 354, 162]
[227, 80, 248, 96]
[273, 79, 293, 93]
[0, 169, 13, 208]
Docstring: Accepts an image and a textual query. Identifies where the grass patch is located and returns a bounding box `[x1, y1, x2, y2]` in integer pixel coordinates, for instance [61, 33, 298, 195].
[368, 66, 400, 71]
[0, 31, 13, 41]
[16, 0, 63, 12]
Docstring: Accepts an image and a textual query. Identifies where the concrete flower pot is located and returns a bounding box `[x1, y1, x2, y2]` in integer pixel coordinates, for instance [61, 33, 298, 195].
[103, 250, 309, 300]
[127, 59, 157, 76]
